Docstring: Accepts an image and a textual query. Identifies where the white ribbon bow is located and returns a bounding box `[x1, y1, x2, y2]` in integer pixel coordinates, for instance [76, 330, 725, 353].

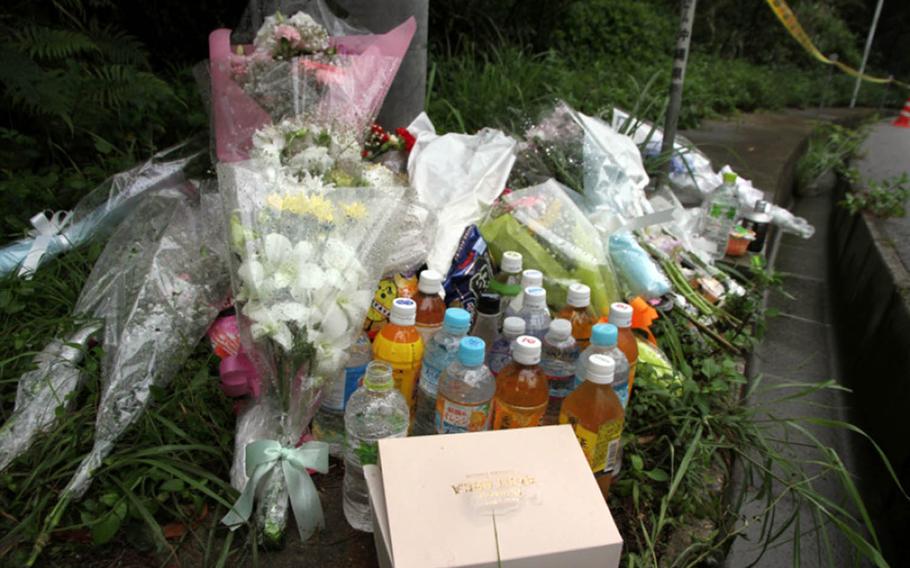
[18, 210, 70, 278]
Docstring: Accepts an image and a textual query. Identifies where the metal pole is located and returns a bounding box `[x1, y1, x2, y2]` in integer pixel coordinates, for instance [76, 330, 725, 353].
[660, 0, 698, 184]
[850, 0, 885, 108]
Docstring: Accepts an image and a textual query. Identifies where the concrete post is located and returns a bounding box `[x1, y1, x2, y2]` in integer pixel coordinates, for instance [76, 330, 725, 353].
[334, 0, 429, 129]
[850, 0, 885, 109]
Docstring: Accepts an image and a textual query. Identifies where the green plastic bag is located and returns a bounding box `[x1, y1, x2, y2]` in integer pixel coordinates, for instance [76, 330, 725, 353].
[481, 180, 620, 315]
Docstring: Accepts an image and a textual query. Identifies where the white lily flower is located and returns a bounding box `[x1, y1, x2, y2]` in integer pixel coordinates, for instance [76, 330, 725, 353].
[238, 259, 267, 297]
[322, 238, 356, 269]
[269, 301, 310, 324]
[337, 288, 372, 324]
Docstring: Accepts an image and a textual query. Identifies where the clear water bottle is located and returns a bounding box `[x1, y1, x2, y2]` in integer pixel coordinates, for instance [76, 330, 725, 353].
[435, 337, 496, 434]
[412, 308, 472, 436]
[343, 361, 409, 532]
[504, 269, 543, 318]
[698, 172, 741, 260]
[576, 324, 630, 407]
[541, 319, 580, 425]
[313, 332, 371, 457]
[517, 286, 551, 340]
[487, 316, 526, 376]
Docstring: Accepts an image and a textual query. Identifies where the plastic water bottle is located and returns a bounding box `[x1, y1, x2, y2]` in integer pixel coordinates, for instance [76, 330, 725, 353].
[576, 324, 630, 407]
[540, 319, 580, 425]
[487, 316, 526, 376]
[435, 337, 496, 434]
[698, 171, 741, 259]
[488, 250, 523, 299]
[343, 360, 409, 532]
[312, 332, 371, 457]
[470, 292, 501, 349]
[517, 286, 551, 340]
[412, 308, 472, 436]
[504, 269, 543, 317]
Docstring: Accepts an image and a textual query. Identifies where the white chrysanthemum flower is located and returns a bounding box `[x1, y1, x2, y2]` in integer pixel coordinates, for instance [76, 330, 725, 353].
[288, 145, 334, 177]
[361, 163, 399, 189]
[251, 124, 285, 162]
[287, 12, 330, 52]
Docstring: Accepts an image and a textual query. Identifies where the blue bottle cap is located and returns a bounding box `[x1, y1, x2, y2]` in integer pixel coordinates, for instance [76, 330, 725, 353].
[458, 336, 486, 367]
[591, 323, 618, 347]
[444, 307, 472, 333]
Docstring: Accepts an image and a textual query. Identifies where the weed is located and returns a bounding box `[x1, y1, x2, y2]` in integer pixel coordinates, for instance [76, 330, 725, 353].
[840, 173, 910, 218]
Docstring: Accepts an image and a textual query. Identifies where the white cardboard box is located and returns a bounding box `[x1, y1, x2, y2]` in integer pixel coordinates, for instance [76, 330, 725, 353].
[367, 425, 623, 568]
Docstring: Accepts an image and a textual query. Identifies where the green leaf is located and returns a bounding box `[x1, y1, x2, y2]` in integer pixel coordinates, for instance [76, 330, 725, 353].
[91, 509, 123, 545]
[630, 454, 644, 472]
[159, 478, 185, 493]
[644, 469, 669, 482]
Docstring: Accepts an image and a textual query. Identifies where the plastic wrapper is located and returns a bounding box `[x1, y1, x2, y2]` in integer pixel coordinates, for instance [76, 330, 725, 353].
[217, 155, 407, 542]
[231, 0, 365, 43]
[609, 232, 672, 300]
[716, 165, 816, 239]
[442, 225, 495, 316]
[60, 187, 231, 498]
[0, 140, 204, 277]
[380, 200, 438, 276]
[209, 13, 415, 163]
[480, 179, 620, 315]
[407, 112, 517, 276]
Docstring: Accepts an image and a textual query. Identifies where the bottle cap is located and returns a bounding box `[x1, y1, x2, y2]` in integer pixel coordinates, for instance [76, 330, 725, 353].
[476, 292, 501, 315]
[585, 354, 615, 385]
[511, 335, 542, 365]
[520, 269, 543, 288]
[418, 269, 443, 294]
[591, 323, 618, 346]
[500, 251, 523, 274]
[608, 302, 633, 328]
[389, 297, 417, 326]
[566, 283, 591, 308]
[443, 307, 472, 333]
[503, 316, 526, 336]
[363, 360, 394, 391]
[722, 171, 737, 184]
[458, 336, 486, 367]
[546, 319, 572, 341]
[523, 286, 547, 309]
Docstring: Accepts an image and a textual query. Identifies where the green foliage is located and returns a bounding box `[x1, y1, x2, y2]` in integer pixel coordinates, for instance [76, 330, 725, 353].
[797, 122, 870, 188]
[554, 0, 673, 64]
[841, 173, 910, 218]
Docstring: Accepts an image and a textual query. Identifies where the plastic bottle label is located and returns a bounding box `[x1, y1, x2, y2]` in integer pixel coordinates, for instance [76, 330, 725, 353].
[373, 335, 424, 411]
[487, 343, 511, 376]
[492, 399, 546, 430]
[488, 280, 521, 297]
[613, 382, 630, 409]
[322, 364, 368, 412]
[346, 429, 407, 467]
[435, 398, 492, 434]
[559, 412, 624, 474]
[418, 362, 445, 397]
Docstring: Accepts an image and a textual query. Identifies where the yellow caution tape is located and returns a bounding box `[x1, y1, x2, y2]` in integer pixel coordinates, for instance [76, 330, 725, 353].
[765, 0, 909, 89]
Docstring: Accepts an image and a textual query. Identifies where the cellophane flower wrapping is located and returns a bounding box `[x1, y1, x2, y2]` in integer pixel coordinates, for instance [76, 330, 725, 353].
[0, 186, 206, 471]
[217, 126, 407, 540]
[0, 140, 205, 277]
[480, 179, 620, 315]
[62, 186, 231, 498]
[208, 9, 415, 163]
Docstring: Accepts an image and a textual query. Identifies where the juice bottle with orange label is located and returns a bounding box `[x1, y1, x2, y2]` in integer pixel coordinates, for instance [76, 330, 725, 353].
[492, 335, 548, 430]
[556, 283, 596, 349]
[559, 353, 624, 500]
[372, 298, 425, 415]
[606, 302, 639, 395]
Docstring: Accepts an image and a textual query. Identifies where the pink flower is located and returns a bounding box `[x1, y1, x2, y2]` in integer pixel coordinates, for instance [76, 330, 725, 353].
[300, 59, 343, 85]
[275, 24, 301, 45]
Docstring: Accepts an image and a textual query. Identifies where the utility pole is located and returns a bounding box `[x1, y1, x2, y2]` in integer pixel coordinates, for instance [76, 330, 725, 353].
[660, 0, 698, 184]
[850, 0, 885, 108]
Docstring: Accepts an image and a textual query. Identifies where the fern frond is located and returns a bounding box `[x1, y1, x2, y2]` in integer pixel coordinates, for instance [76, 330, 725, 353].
[87, 64, 174, 110]
[86, 22, 149, 67]
[14, 26, 98, 60]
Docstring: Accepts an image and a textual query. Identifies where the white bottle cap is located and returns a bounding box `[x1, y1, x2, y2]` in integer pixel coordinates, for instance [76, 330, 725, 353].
[418, 269, 443, 294]
[585, 354, 615, 385]
[566, 283, 591, 308]
[389, 297, 417, 326]
[503, 316, 526, 336]
[609, 302, 633, 328]
[511, 335, 541, 365]
[500, 251, 523, 274]
[520, 269, 543, 288]
[547, 318, 572, 341]
[523, 286, 547, 308]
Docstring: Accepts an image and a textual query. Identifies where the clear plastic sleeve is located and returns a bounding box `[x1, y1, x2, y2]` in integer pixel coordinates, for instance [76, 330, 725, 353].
[0, 140, 204, 277]
[480, 179, 621, 314]
[61, 186, 231, 498]
[217, 156, 407, 542]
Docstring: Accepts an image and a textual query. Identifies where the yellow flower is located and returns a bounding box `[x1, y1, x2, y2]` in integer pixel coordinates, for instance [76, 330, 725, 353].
[307, 194, 335, 223]
[341, 201, 367, 220]
[282, 194, 312, 216]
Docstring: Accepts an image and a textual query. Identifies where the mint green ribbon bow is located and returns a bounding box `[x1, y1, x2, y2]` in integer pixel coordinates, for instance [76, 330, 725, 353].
[222, 439, 329, 540]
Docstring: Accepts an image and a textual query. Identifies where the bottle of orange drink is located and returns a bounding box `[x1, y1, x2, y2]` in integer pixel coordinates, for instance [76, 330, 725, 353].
[492, 335, 548, 430]
[373, 298, 425, 415]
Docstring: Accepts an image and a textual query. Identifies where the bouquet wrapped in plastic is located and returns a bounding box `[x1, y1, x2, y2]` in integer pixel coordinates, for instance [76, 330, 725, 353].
[0, 140, 203, 278]
[217, 116, 407, 543]
[481, 179, 620, 314]
[208, 7, 415, 163]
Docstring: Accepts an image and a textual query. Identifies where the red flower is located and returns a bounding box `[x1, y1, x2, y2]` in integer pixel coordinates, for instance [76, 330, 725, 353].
[362, 149, 369, 158]
[380, 133, 390, 143]
[396, 127, 416, 152]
